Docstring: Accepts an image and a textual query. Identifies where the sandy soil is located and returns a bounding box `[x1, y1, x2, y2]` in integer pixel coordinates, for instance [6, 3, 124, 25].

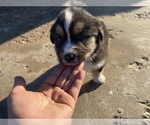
[0, 7, 150, 119]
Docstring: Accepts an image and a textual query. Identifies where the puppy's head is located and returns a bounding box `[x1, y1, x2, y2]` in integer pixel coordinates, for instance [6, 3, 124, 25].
[50, 7, 106, 66]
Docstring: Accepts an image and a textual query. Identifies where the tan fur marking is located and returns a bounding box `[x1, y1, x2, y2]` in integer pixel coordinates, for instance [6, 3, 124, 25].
[84, 37, 96, 58]
[56, 25, 64, 37]
[73, 22, 85, 35]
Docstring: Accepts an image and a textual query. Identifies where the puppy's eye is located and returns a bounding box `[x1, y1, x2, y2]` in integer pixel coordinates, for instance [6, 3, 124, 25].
[56, 35, 63, 41]
[77, 34, 89, 41]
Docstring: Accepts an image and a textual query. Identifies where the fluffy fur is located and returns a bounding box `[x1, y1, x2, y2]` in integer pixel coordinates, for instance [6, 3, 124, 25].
[50, 7, 109, 84]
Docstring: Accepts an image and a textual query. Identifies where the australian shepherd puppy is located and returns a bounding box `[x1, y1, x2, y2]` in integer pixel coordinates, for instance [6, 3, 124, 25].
[50, 7, 109, 84]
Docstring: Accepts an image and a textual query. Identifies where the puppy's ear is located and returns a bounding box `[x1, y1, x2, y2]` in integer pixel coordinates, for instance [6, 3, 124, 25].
[98, 28, 103, 42]
[97, 21, 108, 42]
[50, 26, 55, 44]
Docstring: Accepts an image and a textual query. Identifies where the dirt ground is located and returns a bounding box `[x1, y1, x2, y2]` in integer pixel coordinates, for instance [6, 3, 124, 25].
[0, 7, 150, 119]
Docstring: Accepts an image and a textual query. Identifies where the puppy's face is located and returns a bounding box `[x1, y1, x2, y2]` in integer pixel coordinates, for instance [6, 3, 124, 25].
[50, 7, 104, 66]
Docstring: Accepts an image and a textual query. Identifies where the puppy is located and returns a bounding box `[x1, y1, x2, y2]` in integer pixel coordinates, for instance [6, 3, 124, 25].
[50, 7, 109, 84]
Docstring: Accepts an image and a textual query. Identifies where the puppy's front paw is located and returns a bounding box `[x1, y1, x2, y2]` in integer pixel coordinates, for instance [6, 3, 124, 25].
[93, 74, 106, 84]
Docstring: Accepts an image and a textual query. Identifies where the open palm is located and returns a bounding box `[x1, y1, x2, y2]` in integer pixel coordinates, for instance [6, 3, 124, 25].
[7, 63, 85, 118]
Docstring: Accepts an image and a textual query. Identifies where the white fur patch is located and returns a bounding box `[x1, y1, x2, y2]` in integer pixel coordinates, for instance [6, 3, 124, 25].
[84, 59, 106, 84]
[64, 41, 74, 54]
[65, 8, 73, 30]
[64, 8, 74, 54]
[93, 74, 106, 84]
[64, 8, 73, 38]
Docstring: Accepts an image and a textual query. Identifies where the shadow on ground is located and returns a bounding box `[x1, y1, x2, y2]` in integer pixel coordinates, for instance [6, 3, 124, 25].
[0, 64, 102, 118]
[79, 80, 102, 96]
[0, 7, 140, 45]
[0, 65, 57, 118]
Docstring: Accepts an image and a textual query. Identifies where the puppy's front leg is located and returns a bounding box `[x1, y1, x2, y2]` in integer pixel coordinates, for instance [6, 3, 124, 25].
[92, 67, 105, 84]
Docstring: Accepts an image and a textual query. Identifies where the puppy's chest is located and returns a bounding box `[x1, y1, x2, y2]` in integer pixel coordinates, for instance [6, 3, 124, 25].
[83, 59, 105, 71]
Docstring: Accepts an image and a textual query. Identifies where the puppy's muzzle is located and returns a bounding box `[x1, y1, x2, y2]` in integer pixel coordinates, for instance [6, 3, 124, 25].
[64, 53, 76, 62]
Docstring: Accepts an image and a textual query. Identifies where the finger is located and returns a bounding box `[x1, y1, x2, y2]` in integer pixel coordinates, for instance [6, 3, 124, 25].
[55, 66, 74, 88]
[68, 70, 85, 101]
[62, 62, 85, 92]
[13, 76, 26, 91]
[74, 62, 84, 71]
[43, 64, 66, 86]
[62, 69, 79, 92]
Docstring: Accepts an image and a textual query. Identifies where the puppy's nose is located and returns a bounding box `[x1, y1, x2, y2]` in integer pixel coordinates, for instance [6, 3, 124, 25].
[64, 54, 75, 62]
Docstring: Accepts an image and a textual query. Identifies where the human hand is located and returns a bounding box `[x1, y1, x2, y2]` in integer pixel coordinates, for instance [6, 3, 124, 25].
[7, 63, 85, 119]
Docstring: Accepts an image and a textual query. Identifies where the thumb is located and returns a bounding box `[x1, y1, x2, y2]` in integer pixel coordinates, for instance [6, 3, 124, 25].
[13, 76, 27, 91]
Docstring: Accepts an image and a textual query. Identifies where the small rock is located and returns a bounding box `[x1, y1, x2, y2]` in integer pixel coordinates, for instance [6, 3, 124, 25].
[25, 65, 29, 68]
[109, 34, 114, 39]
[109, 90, 113, 95]
[0, 58, 3, 62]
[117, 108, 123, 114]
[141, 56, 149, 62]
